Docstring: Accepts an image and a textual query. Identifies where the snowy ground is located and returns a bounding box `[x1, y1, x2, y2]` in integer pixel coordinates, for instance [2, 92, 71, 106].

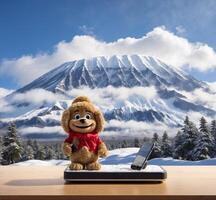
[12, 147, 216, 166]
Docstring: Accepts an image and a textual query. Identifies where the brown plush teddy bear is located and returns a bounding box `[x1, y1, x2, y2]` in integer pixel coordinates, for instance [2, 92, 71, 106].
[61, 96, 108, 170]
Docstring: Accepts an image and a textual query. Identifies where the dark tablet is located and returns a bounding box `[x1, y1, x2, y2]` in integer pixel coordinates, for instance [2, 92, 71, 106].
[64, 165, 167, 182]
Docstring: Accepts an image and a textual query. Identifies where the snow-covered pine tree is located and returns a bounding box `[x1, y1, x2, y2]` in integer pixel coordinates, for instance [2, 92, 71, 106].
[31, 140, 46, 160]
[35, 145, 46, 160]
[32, 140, 40, 158]
[25, 145, 34, 160]
[176, 116, 199, 160]
[161, 131, 172, 157]
[45, 145, 57, 160]
[1, 123, 23, 165]
[210, 120, 216, 155]
[20, 139, 34, 161]
[55, 143, 66, 159]
[134, 138, 140, 147]
[173, 131, 185, 159]
[26, 139, 34, 148]
[192, 117, 215, 160]
[143, 136, 150, 143]
[150, 132, 162, 158]
[121, 140, 127, 148]
[0, 136, 2, 162]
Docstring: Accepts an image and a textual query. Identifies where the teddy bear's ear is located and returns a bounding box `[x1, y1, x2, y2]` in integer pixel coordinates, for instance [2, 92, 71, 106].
[72, 96, 91, 105]
[94, 110, 104, 133]
[61, 109, 71, 133]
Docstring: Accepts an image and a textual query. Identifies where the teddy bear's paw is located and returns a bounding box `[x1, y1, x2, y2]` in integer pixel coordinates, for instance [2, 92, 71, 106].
[80, 146, 89, 155]
[69, 163, 83, 170]
[98, 148, 108, 158]
[86, 162, 101, 170]
[63, 143, 72, 157]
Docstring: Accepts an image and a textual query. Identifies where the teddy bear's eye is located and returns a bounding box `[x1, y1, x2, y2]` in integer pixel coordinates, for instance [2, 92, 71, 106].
[85, 114, 91, 119]
[74, 114, 80, 120]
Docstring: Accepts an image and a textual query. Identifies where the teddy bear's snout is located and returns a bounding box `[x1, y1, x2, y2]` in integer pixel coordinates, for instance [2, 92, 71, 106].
[80, 118, 86, 124]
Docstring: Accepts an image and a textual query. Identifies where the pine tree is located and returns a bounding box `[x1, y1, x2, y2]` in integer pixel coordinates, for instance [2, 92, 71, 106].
[35, 145, 46, 160]
[1, 123, 23, 165]
[32, 140, 46, 160]
[25, 145, 34, 160]
[26, 139, 34, 147]
[161, 131, 172, 157]
[173, 131, 185, 159]
[143, 136, 150, 143]
[0, 136, 3, 162]
[150, 133, 162, 158]
[121, 140, 127, 148]
[210, 120, 216, 155]
[45, 146, 57, 160]
[175, 116, 199, 160]
[110, 144, 115, 150]
[134, 138, 140, 147]
[192, 117, 215, 160]
[32, 140, 40, 158]
[199, 117, 209, 133]
[55, 144, 66, 159]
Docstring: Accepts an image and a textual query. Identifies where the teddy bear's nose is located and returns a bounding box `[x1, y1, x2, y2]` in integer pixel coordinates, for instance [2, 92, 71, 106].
[80, 119, 86, 123]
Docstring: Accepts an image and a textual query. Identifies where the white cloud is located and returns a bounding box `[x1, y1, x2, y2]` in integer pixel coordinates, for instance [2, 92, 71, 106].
[19, 120, 177, 138]
[1, 86, 158, 117]
[11, 89, 64, 105]
[102, 119, 179, 138]
[0, 89, 65, 118]
[0, 98, 15, 113]
[19, 126, 65, 136]
[176, 25, 186, 35]
[66, 86, 158, 111]
[186, 111, 214, 127]
[1, 26, 216, 86]
[79, 25, 95, 36]
[207, 82, 216, 93]
[181, 88, 216, 111]
[0, 87, 14, 98]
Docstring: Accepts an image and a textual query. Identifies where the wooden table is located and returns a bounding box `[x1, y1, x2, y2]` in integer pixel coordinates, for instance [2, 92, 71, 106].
[0, 166, 216, 200]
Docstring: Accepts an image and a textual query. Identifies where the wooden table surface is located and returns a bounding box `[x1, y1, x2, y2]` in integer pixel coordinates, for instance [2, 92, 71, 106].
[0, 166, 216, 200]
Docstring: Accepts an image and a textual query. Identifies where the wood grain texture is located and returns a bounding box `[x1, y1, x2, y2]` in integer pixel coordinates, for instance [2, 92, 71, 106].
[0, 166, 216, 200]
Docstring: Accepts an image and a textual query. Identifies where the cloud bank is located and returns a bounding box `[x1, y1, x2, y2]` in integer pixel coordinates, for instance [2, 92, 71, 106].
[180, 87, 216, 111]
[0, 86, 158, 117]
[0, 87, 14, 99]
[1, 26, 216, 86]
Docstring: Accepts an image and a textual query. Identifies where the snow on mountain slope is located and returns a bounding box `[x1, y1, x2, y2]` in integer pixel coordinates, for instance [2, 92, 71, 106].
[12, 148, 216, 166]
[14, 55, 205, 93]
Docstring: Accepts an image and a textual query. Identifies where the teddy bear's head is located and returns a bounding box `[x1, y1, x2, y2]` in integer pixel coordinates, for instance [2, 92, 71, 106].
[61, 96, 104, 134]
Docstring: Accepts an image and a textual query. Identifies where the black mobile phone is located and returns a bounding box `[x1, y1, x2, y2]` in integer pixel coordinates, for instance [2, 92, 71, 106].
[71, 144, 78, 153]
[131, 142, 155, 170]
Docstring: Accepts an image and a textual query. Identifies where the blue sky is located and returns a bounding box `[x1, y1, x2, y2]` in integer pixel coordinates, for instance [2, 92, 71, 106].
[1, 0, 216, 89]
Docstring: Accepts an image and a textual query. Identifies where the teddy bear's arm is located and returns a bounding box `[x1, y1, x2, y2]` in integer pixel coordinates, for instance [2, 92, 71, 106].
[98, 142, 108, 158]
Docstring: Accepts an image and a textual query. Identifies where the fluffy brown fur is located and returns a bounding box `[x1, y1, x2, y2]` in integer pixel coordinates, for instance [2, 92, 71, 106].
[61, 96, 108, 170]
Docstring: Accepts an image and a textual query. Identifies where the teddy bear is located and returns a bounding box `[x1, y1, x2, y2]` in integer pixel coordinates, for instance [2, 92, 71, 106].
[61, 96, 108, 170]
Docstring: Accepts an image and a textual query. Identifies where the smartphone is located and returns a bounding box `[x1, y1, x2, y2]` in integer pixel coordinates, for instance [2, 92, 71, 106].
[71, 144, 78, 153]
[131, 142, 155, 170]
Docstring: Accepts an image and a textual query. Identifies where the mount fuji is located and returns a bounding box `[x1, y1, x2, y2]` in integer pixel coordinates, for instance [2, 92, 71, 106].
[1, 55, 215, 139]
[16, 54, 204, 92]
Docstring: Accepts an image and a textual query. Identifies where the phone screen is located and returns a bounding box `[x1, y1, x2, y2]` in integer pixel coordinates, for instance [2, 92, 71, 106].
[131, 143, 154, 170]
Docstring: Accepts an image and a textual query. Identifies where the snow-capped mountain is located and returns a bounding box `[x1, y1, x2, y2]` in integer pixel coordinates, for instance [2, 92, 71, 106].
[1, 55, 215, 139]
[15, 55, 204, 93]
